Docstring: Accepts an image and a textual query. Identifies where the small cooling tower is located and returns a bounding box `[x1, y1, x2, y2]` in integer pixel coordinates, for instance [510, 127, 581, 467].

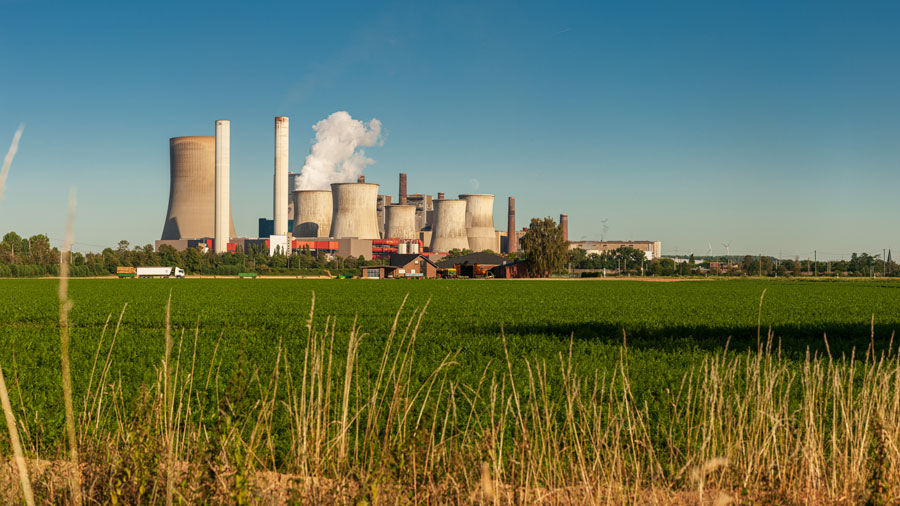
[329, 183, 380, 239]
[292, 190, 333, 237]
[460, 194, 497, 252]
[430, 199, 468, 252]
[385, 205, 417, 239]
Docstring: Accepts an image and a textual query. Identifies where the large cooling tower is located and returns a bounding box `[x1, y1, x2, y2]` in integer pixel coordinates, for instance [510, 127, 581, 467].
[274, 117, 289, 236]
[161, 136, 236, 241]
[329, 183, 380, 239]
[384, 205, 417, 239]
[214, 120, 230, 253]
[430, 199, 468, 252]
[292, 190, 332, 237]
[460, 194, 497, 252]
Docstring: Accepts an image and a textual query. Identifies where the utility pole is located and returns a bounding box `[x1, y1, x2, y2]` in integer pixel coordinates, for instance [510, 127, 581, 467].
[884, 248, 887, 277]
[814, 250, 817, 277]
[759, 253, 762, 277]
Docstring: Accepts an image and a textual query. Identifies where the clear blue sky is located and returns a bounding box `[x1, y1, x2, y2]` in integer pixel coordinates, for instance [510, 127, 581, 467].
[1, 0, 898, 259]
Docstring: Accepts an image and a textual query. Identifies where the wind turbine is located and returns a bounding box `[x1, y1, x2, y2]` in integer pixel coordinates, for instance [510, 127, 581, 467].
[721, 242, 731, 270]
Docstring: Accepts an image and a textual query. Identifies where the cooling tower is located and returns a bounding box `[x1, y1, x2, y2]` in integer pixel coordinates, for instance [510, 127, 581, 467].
[560, 214, 569, 242]
[507, 197, 517, 254]
[430, 199, 468, 252]
[329, 183, 380, 239]
[460, 194, 497, 252]
[274, 116, 289, 236]
[214, 120, 231, 253]
[385, 205, 417, 239]
[292, 190, 332, 237]
[287, 173, 300, 218]
[161, 136, 236, 241]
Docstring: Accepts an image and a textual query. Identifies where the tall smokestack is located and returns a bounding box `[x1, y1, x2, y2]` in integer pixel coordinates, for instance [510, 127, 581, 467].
[274, 116, 289, 236]
[399, 173, 408, 205]
[357, 174, 365, 183]
[214, 120, 230, 253]
[437, 192, 445, 200]
[508, 197, 517, 254]
[560, 214, 569, 243]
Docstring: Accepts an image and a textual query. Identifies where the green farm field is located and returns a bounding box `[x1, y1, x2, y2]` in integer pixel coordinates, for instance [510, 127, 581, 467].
[2, 277, 900, 503]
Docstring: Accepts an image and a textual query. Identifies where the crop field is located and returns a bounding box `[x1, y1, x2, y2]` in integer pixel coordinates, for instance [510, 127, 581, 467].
[1, 278, 900, 504]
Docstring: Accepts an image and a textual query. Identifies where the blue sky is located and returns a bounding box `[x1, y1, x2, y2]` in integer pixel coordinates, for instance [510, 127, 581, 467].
[1, 0, 898, 259]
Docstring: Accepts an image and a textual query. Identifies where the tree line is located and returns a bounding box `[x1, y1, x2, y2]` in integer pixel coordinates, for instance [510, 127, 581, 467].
[0, 232, 376, 277]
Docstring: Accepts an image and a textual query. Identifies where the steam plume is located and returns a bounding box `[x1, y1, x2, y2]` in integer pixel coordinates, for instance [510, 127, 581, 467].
[297, 111, 382, 190]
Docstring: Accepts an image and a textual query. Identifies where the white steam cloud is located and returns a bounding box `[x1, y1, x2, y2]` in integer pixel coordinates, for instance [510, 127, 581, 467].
[297, 111, 383, 190]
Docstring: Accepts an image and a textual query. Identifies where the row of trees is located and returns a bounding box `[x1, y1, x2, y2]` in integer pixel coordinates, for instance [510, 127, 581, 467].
[2, 227, 895, 278]
[0, 233, 377, 277]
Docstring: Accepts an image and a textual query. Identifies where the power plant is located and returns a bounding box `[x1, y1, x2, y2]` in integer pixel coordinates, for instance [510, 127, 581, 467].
[329, 182, 380, 240]
[460, 194, 498, 252]
[156, 115, 592, 261]
[384, 204, 417, 240]
[214, 120, 230, 253]
[430, 199, 469, 252]
[161, 136, 236, 241]
[292, 190, 332, 237]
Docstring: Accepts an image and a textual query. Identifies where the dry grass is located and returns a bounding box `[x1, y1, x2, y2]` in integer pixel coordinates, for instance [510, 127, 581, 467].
[1, 295, 900, 504]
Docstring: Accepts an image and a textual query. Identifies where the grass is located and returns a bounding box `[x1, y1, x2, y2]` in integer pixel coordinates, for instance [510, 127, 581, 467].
[1, 279, 900, 503]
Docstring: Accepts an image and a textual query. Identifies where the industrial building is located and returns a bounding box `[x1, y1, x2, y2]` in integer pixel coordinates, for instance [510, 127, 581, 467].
[569, 240, 662, 260]
[156, 115, 584, 263]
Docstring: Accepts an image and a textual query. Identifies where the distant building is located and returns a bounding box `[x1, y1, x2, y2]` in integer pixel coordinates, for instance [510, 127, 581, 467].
[569, 240, 661, 260]
[436, 251, 509, 277]
[361, 254, 438, 279]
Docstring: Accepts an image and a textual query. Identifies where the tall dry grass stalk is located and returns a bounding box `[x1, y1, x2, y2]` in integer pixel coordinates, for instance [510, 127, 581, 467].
[0, 366, 34, 506]
[0, 124, 24, 201]
[0, 123, 33, 505]
[57, 189, 82, 506]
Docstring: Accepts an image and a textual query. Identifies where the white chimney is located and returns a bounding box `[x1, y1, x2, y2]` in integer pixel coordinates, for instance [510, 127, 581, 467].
[214, 120, 230, 253]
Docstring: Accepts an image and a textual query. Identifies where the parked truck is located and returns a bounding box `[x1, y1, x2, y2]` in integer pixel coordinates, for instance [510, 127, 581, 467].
[117, 267, 184, 279]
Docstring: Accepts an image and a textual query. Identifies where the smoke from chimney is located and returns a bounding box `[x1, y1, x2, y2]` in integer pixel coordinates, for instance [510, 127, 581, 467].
[297, 111, 382, 190]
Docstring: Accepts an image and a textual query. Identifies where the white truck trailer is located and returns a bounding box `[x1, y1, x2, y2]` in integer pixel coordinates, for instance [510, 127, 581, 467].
[136, 267, 185, 279]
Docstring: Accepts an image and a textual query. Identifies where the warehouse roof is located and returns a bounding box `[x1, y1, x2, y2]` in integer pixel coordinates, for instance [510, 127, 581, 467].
[436, 252, 507, 268]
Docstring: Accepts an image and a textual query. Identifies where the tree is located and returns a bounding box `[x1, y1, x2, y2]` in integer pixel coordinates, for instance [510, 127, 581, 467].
[520, 217, 568, 277]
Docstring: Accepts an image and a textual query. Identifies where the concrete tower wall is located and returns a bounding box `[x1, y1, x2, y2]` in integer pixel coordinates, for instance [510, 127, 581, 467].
[330, 183, 380, 239]
[385, 205, 417, 239]
[460, 194, 497, 252]
[214, 120, 231, 253]
[287, 173, 300, 218]
[292, 190, 333, 237]
[507, 197, 517, 254]
[161, 136, 235, 241]
[430, 199, 468, 252]
[274, 117, 289, 236]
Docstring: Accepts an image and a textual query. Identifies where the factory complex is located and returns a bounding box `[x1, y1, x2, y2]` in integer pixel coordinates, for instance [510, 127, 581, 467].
[157, 117, 536, 261]
[154, 116, 659, 269]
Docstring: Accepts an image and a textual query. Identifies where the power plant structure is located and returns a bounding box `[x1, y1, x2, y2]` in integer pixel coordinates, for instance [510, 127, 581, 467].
[273, 117, 289, 236]
[384, 204, 417, 240]
[329, 182, 381, 240]
[156, 115, 590, 261]
[430, 199, 469, 252]
[460, 194, 499, 252]
[292, 190, 332, 237]
[161, 136, 236, 241]
[214, 120, 230, 253]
